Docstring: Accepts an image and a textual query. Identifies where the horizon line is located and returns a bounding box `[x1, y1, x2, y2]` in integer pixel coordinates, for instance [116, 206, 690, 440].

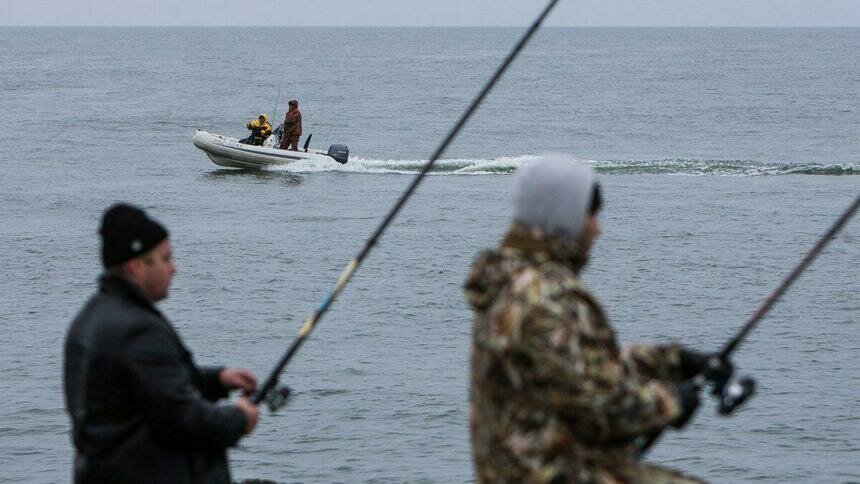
[2, 24, 859, 28]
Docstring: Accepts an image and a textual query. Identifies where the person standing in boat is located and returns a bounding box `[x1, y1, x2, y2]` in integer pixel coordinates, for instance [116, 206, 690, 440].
[241, 113, 272, 145]
[280, 99, 302, 151]
[465, 157, 732, 483]
[64, 203, 260, 484]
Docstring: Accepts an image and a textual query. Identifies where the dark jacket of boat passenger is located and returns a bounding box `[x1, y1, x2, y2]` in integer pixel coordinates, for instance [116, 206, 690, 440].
[64, 274, 246, 484]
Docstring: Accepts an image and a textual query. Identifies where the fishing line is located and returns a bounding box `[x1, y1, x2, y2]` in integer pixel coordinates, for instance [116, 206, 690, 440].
[253, 0, 562, 409]
[272, 70, 287, 122]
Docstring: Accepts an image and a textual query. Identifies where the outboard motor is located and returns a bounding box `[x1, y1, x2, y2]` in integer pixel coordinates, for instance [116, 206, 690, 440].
[327, 144, 349, 164]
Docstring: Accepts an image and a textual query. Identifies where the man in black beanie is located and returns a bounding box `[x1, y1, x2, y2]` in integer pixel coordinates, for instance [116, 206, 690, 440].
[64, 203, 260, 484]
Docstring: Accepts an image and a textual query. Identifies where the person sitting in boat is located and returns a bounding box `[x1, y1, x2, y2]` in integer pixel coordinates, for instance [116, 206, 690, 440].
[240, 114, 272, 146]
[279, 100, 302, 151]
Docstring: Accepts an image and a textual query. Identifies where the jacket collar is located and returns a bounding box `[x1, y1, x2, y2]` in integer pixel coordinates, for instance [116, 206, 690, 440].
[500, 222, 588, 273]
[98, 273, 193, 360]
[99, 273, 162, 317]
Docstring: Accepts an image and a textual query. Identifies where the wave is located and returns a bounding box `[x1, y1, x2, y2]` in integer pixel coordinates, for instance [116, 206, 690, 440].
[267, 155, 858, 176]
[593, 158, 859, 176]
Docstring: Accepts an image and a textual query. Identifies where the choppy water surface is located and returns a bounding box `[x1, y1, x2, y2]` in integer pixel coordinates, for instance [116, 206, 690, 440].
[0, 27, 858, 482]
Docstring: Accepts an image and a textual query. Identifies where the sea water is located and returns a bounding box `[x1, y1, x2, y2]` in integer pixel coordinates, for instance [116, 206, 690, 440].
[0, 27, 857, 482]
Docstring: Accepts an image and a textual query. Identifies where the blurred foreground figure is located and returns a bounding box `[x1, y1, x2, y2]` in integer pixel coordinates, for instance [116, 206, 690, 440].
[64, 203, 259, 484]
[466, 157, 725, 483]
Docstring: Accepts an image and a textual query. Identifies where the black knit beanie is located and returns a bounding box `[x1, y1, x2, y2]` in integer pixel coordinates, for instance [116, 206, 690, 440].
[99, 203, 169, 268]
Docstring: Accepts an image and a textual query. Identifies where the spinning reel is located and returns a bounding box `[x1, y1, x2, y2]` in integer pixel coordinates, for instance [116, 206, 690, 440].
[250, 383, 292, 413]
[714, 376, 756, 416]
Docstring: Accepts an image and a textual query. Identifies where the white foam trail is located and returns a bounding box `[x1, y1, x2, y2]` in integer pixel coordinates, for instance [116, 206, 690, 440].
[266, 154, 548, 175]
[264, 155, 858, 176]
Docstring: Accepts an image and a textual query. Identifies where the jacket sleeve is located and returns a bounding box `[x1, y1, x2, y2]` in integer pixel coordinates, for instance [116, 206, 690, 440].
[491, 287, 682, 444]
[122, 324, 246, 450]
[621, 343, 685, 383]
[198, 366, 230, 401]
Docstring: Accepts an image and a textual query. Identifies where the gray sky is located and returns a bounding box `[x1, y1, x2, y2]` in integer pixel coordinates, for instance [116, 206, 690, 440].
[4, 0, 860, 26]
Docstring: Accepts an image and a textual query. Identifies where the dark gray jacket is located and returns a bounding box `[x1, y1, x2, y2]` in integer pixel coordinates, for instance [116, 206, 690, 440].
[64, 274, 247, 483]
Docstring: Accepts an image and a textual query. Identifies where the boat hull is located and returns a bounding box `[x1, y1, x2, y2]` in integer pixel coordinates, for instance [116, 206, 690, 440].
[192, 130, 340, 169]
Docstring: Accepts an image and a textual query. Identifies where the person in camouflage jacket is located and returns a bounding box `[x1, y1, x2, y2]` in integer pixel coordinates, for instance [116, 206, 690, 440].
[466, 158, 720, 483]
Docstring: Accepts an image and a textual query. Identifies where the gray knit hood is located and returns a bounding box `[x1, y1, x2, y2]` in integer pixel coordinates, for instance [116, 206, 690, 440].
[513, 155, 597, 241]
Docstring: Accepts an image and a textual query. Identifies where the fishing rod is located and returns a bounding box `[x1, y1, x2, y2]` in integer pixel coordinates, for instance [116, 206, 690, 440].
[253, 0, 563, 410]
[721, 195, 859, 358]
[638, 194, 860, 458]
[272, 70, 287, 122]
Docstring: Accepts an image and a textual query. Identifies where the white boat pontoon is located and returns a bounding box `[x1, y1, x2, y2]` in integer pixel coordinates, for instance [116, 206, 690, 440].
[192, 128, 349, 169]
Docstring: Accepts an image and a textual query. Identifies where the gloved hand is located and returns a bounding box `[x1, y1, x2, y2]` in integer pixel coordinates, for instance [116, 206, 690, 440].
[680, 347, 733, 393]
[671, 380, 702, 429]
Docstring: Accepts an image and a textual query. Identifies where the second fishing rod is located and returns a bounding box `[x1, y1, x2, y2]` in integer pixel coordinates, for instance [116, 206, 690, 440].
[637, 194, 860, 458]
[252, 0, 563, 409]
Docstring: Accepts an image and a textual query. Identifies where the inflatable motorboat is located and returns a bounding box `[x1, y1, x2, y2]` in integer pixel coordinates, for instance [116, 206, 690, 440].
[192, 127, 348, 169]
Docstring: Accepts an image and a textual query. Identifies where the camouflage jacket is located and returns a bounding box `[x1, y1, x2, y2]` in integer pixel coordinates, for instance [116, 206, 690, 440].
[465, 223, 687, 483]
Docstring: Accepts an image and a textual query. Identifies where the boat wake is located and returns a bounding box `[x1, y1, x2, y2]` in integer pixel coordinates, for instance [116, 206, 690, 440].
[267, 155, 858, 176]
